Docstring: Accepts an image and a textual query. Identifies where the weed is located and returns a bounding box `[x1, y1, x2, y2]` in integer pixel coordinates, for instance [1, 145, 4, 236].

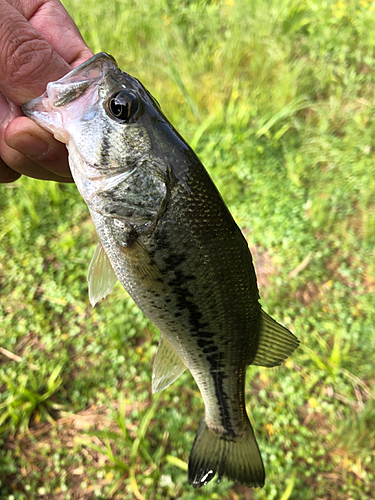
[0, 364, 66, 434]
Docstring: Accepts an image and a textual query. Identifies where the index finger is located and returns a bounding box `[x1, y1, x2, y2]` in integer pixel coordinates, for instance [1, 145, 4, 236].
[0, 0, 70, 104]
[8, 0, 93, 68]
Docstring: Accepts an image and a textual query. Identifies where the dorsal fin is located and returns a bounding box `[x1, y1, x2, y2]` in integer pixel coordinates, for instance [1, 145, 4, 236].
[87, 242, 118, 306]
[252, 310, 299, 367]
[152, 335, 186, 393]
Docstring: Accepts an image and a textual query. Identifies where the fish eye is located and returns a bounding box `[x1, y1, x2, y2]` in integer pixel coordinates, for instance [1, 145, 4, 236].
[106, 91, 139, 121]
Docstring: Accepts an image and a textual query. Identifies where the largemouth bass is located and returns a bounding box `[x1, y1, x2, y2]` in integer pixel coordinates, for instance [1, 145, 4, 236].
[23, 53, 299, 489]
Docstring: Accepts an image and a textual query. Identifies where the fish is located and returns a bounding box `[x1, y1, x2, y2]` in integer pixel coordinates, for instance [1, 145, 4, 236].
[23, 53, 299, 489]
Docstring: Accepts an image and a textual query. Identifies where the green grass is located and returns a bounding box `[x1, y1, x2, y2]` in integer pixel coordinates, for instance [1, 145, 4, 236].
[1, 0, 375, 498]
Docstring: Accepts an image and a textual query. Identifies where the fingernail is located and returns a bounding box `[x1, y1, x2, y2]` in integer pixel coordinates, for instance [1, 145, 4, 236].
[11, 134, 49, 158]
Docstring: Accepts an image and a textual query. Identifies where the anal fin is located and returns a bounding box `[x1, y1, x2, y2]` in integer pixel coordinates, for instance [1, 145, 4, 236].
[252, 310, 299, 367]
[152, 335, 186, 393]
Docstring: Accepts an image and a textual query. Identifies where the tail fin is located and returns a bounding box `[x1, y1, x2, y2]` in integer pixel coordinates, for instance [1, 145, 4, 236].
[188, 417, 265, 488]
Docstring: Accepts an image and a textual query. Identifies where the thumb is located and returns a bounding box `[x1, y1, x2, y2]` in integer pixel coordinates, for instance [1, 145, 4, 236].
[4, 116, 73, 181]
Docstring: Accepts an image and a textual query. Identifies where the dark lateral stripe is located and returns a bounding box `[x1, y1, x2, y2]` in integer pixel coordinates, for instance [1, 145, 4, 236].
[99, 130, 111, 167]
[158, 242, 235, 436]
[207, 353, 236, 437]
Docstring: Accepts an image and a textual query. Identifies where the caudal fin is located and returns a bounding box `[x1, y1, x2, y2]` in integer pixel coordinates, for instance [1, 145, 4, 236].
[188, 417, 265, 488]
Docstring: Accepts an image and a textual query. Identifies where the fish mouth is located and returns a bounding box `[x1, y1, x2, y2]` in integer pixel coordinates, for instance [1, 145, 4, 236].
[22, 53, 118, 143]
[23, 53, 117, 111]
[62, 53, 117, 81]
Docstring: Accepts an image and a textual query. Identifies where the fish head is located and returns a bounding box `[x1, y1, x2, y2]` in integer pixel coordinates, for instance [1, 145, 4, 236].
[22, 53, 188, 205]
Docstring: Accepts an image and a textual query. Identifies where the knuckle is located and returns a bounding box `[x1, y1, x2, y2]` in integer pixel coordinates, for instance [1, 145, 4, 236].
[6, 36, 54, 88]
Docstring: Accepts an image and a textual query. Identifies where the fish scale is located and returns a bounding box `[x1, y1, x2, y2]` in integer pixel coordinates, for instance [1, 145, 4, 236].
[23, 52, 299, 490]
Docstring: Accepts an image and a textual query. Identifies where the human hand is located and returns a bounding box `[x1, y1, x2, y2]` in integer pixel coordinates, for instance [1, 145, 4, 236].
[0, 0, 93, 183]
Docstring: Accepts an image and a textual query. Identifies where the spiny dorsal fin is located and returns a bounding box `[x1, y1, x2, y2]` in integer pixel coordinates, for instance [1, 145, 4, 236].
[152, 335, 186, 393]
[87, 242, 118, 306]
[252, 310, 299, 367]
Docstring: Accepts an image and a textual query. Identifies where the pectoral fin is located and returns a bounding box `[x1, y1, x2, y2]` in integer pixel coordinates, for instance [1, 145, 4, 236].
[252, 310, 299, 367]
[87, 242, 118, 306]
[119, 238, 168, 287]
[152, 335, 186, 393]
